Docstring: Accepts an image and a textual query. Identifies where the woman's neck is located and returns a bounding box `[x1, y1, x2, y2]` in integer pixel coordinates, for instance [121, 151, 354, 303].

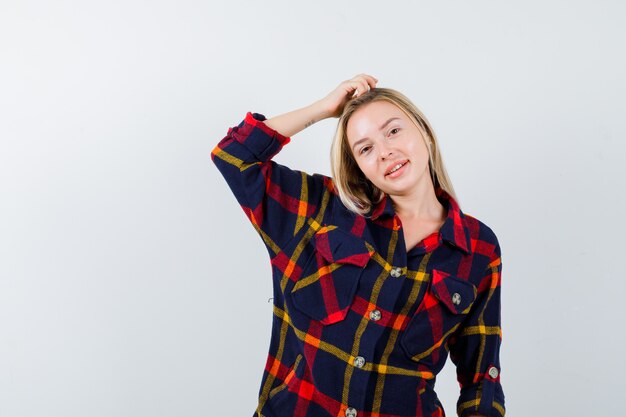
[390, 183, 446, 222]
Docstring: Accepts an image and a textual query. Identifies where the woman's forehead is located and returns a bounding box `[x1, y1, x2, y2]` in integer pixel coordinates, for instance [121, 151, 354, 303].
[347, 101, 406, 142]
[351, 101, 403, 123]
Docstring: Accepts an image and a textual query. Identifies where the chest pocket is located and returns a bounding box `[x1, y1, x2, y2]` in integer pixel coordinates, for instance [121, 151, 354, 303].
[291, 226, 373, 325]
[400, 269, 477, 363]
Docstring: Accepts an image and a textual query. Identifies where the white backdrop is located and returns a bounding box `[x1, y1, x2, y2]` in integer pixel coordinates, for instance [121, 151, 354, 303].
[1, 1, 625, 416]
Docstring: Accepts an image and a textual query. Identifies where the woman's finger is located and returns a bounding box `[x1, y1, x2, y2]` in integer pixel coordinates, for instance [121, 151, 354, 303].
[347, 80, 363, 97]
[356, 80, 369, 97]
[351, 81, 364, 97]
[343, 75, 377, 98]
[352, 74, 377, 97]
[359, 73, 378, 85]
[354, 74, 378, 88]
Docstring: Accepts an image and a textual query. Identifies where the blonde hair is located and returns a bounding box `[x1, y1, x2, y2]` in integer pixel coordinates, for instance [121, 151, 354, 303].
[329, 87, 459, 217]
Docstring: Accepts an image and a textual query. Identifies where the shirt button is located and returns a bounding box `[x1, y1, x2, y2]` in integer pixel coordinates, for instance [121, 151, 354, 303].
[488, 366, 499, 378]
[390, 266, 402, 278]
[369, 309, 382, 321]
[345, 407, 357, 417]
[451, 292, 462, 305]
[353, 356, 366, 368]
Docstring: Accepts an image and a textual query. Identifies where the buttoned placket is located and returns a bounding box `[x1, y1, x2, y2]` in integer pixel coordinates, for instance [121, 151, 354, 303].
[344, 240, 412, 413]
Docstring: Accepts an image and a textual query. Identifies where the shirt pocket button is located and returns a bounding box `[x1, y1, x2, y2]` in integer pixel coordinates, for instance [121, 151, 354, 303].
[451, 292, 462, 305]
[400, 269, 477, 364]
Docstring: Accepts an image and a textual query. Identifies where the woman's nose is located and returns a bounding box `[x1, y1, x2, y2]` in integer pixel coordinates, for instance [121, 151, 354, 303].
[378, 143, 392, 160]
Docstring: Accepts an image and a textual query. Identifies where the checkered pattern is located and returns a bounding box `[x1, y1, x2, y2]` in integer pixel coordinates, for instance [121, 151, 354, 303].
[211, 112, 505, 417]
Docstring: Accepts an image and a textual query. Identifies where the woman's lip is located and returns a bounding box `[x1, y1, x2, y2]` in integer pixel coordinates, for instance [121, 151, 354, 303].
[385, 161, 409, 178]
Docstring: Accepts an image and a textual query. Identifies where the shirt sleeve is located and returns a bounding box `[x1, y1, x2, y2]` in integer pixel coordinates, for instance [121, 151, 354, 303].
[210, 111, 327, 256]
[448, 240, 505, 417]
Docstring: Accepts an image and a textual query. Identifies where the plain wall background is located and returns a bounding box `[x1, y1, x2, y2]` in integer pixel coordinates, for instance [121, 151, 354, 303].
[1, 1, 625, 416]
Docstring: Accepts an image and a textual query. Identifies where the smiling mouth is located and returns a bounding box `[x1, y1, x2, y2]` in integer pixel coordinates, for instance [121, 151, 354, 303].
[385, 161, 408, 176]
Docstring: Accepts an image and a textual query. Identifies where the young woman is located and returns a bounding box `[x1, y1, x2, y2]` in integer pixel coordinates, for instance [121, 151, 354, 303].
[211, 74, 505, 417]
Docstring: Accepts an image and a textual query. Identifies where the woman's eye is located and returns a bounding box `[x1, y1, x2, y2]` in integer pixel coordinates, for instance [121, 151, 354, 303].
[389, 128, 400, 135]
[360, 146, 371, 154]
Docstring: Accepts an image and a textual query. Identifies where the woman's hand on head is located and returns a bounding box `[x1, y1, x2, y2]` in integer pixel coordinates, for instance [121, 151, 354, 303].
[262, 74, 377, 138]
[318, 74, 378, 119]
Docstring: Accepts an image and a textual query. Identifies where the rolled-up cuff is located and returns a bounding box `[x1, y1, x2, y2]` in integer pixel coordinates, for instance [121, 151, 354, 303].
[457, 364, 505, 417]
[229, 112, 291, 162]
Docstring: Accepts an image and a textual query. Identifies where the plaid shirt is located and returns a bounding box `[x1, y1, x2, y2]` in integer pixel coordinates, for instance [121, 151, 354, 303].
[211, 112, 505, 417]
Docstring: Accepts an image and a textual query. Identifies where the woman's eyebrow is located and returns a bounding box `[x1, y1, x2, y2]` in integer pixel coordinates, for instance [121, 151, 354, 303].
[352, 117, 401, 150]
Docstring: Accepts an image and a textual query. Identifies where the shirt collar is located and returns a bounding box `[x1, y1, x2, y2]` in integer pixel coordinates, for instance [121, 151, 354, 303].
[366, 185, 472, 255]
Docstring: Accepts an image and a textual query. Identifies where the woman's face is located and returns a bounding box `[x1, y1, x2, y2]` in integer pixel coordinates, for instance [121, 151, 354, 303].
[346, 100, 431, 197]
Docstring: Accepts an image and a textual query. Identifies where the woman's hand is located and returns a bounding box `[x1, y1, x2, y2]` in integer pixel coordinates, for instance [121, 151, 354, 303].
[262, 74, 378, 138]
[318, 74, 378, 118]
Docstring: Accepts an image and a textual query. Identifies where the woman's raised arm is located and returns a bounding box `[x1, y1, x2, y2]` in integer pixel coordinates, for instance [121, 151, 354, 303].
[263, 74, 378, 137]
[211, 74, 378, 257]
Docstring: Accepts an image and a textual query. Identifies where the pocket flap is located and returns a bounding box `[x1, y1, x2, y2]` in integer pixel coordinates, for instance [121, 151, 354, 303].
[430, 269, 477, 314]
[290, 226, 372, 325]
[312, 226, 372, 267]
